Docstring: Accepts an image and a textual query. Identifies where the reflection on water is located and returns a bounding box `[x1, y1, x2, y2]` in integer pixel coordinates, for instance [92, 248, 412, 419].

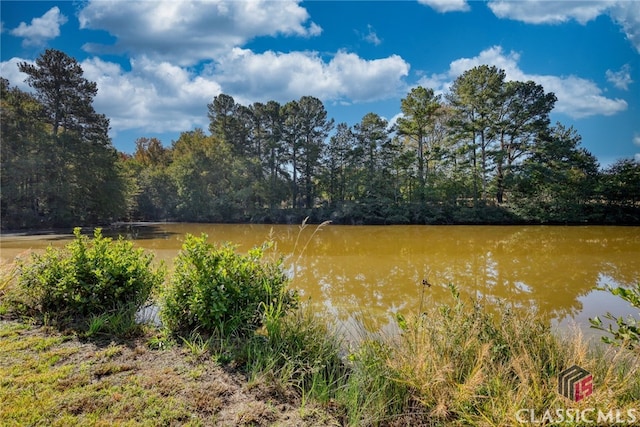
[2, 223, 639, 335]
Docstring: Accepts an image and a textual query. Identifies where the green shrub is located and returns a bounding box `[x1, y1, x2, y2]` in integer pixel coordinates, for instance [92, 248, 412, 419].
[161, 233, 296, 338]
[17, 228, 164, 321]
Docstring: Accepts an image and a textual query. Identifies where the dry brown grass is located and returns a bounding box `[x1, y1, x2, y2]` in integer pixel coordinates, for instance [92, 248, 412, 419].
[376, 298, 640, 426]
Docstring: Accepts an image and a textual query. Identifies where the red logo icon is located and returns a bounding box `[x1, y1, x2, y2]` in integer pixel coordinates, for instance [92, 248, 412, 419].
[558, 365, 593, 401]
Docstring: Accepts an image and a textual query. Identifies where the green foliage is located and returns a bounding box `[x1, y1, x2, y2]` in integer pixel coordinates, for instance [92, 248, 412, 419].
[600, 159, 640, 207]
[397, 86, 443, 203]
[2, 50, 126, 229]
[161, 233, 296, 337]
[341, 339, 410, 425]
[17, 228, 164, 322]
[590, 283, 640, 350]
[169, 129, 252, 222]
[85, 306, 142, 338]
[245, 305, 345, 405]
[5, 50, 640, 228]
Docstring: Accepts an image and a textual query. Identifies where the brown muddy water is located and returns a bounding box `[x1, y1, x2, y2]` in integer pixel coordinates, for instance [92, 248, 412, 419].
[2, 223, 639, 337]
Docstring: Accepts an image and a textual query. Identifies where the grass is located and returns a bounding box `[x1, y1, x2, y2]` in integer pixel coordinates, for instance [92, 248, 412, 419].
[339, 289, 639, 426]
[0, 318, 337, 426]
[2, 294, 639, 426]
[2, 231, 638, 426]
[0, 252, 27, 317]
[85, 305, 144, 339]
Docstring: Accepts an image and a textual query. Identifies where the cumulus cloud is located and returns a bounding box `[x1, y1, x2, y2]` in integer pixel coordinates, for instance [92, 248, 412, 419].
[0, 58, 33, 92]
[418, 0, 470, 13]
[487, 0, 609, 24]
[487, 0, 640, 53]
[78, 0, 322, 65]
[634, 133, 640, 147]
[606, 64, 634, 90]
[418, 46, 628, 119]
[9, 6, 67, 46]
[214, 49, 410, 104]
[1, 55, 221, 134]
[81, 57, 222, 133]
[2, 47, 409, 137]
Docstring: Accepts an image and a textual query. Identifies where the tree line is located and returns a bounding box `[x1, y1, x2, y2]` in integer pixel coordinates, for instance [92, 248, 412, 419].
[2, 49, 639, 229]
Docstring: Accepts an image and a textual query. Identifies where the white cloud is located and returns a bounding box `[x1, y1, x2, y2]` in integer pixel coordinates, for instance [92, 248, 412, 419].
[387, 113, 404, 130]
[487, 0, 610, 24]
[634, 133, 640, 146]
[9, 6, 67, 46]
[81, 57, 222, 133]
[418, 46, 628, 119]
[487, 1, 640, 53]
[609, 2, 640, 54]
[0, 58, 33, 92]
[606, 64, 633, 90]
[363, 25, 382, 46]
[78, 0, 322, 65]
[1, 55, 220, 135]
[418, 0, 470, 13]
[214, 49, 410, 104]
[2, 48, 409, 137]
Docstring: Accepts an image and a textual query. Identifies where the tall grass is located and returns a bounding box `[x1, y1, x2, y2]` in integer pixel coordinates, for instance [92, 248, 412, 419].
[246, 281, 639, 425]
[232, 222, 640, 425]
[291, 217, 332, 264]
[245, 303, 345, 402]
[0, 258, 17, 300]
[0, 251, 30, 316]
[327, 286, 640, 426]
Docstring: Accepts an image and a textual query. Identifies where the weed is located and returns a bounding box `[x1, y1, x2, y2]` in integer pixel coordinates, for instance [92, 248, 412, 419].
[147, 329, 174, 351]
[86, 313, 107, 337]
[292, 217, 332, 263]
[0, 251, 30, 316]
[180, 331, 212, 361]
[84, 304, 144, 338]
[244, 302, 346, 407]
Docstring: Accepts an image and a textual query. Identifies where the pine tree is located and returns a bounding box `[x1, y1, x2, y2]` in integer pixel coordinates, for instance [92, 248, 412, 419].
[17, 49, 124, 227]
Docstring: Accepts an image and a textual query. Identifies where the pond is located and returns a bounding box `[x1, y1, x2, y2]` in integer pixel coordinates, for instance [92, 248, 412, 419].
[2, 223, 639, 337]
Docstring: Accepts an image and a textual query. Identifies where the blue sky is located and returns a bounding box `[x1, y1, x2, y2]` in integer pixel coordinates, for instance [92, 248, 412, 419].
[1, 1, 639, 166]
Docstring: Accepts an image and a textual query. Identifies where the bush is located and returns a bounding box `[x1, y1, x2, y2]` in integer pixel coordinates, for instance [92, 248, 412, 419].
[17, 228, 164, 321]
[161, 233, 296, 338]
